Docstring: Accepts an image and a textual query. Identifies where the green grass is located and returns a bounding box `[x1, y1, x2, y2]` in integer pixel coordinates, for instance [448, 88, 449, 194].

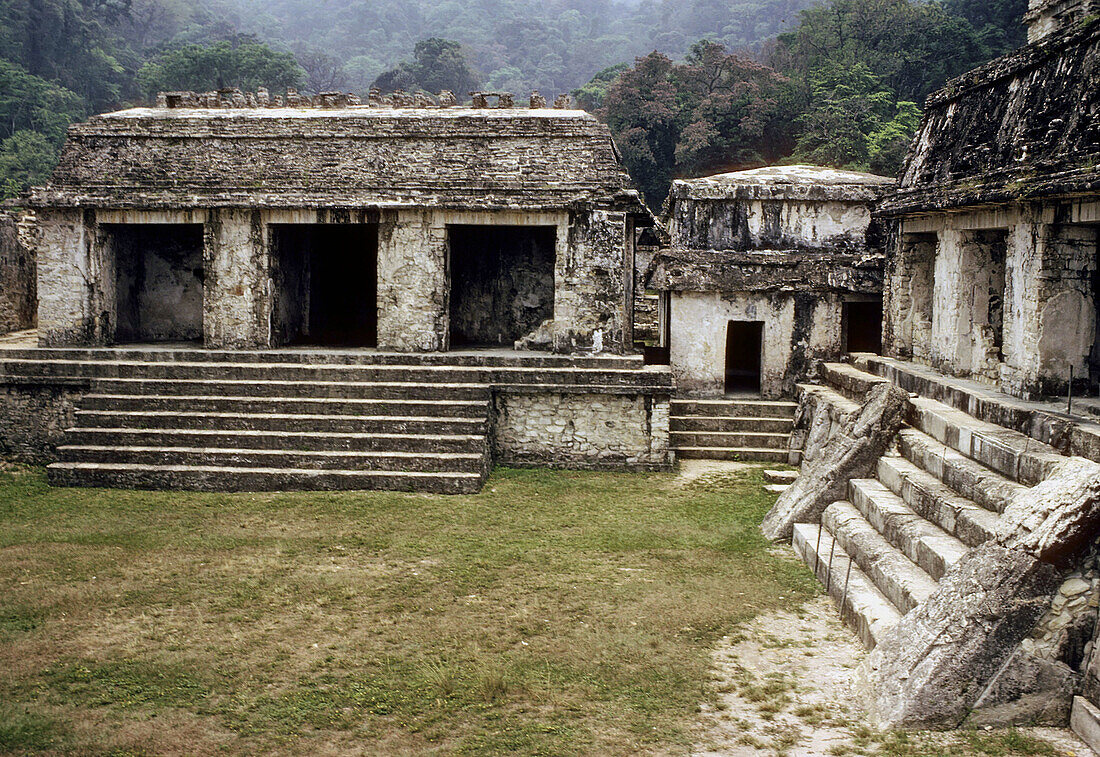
[0, 464, 817, 755]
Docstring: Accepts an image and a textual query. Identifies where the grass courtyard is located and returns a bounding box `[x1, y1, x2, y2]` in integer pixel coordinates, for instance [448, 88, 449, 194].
[0, 463, 820, 755]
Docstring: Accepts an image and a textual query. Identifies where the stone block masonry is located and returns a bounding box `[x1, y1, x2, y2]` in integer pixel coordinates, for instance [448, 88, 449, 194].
[493, 390, 671, 470]
[0, 212, 35, 335]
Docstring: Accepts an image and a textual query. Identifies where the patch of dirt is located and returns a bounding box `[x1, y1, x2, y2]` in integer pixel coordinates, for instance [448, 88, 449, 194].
[676, 460, 757, 488]
[693, 596, 1096, 756]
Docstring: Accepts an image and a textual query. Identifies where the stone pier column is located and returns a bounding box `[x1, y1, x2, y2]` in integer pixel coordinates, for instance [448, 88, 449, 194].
[376, 209, 447, 351]
[36, 209, 113, 346]
[203, 209, 272, 349]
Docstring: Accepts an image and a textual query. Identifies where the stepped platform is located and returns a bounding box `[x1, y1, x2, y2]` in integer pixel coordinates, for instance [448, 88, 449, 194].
[0, 342, 673, 493]
[791, 360, 1065, 649]
[670, 397, 797, 463]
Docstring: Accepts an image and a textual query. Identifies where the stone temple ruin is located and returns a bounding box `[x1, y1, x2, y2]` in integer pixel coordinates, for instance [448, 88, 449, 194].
[2, 92, 673, 491]
[2, 0, 1100, 744]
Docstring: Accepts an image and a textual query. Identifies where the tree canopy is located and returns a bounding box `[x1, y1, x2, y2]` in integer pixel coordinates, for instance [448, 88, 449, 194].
[0, 0, 1032, 201]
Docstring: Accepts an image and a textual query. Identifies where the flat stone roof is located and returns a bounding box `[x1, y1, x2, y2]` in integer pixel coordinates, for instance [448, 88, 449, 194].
[669, 165, 896, 203]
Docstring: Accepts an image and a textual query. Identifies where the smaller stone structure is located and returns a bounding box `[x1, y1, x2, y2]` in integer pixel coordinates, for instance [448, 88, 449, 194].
[650, 166, 894, 399]
[0, 211, 36, 335]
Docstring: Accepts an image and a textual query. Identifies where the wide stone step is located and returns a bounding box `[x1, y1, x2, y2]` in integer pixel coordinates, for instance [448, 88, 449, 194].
[908, 396, 1065, 486]
[848, 478, 970, 581]
[73, 410, 486, 435]
[675, 447, 789, 463]
[0, 347, 646, 370]
[0, 359, 672, 388]
[89, 378, 491, 401]
[670, 399, 797, 419]
[670, 431, 789, 450]
[63, 428, 483, 453]
[875, 456, 1000, 548]
[822, 501, 939, 614]
[669, 416, 794, 433]
[821, 362, 889, 402]
[896, 428, 1025, 515]
[47, 462, 485, 494]
[792, 522, 901, 649]
[57, 445, 487, 473]
[79, 394, 488, 418]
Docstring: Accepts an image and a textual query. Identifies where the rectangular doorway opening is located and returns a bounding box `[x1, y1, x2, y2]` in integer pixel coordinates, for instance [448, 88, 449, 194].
[109, 224, 204, 344]
[270, 224, 378, 347]
[448, 225, 555, 348]
[844, 298, 884, 355]
[725, 321, 764, 394]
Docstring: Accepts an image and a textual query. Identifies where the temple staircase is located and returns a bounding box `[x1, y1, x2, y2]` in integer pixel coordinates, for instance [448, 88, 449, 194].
[670, 398, 797, 463]
[791, 362, 1065, 648]
[0, 348, 669, 493]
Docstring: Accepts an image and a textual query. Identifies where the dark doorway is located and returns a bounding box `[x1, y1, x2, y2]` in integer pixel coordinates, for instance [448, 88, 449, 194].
[448, 225, 555, 347]
[844, 299, 884, 355]
[725, 321, 764, 394]
[270, 224, 378, 347]
[109, 224, 204, 343]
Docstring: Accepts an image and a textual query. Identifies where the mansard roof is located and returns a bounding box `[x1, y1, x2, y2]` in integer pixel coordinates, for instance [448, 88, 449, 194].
[882, 17, 1100, 215]
[28, 106, 649, 214]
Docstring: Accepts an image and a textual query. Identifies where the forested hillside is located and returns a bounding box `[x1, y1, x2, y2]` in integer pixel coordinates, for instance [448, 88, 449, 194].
[0, 0, 1027, 203]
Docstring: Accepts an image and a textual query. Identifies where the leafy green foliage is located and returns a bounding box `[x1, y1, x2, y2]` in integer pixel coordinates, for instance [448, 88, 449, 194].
[372, 38, 480, 95]
[0, 131, 61, 199]
[136, 38, 304, 95]
[601, 42, 791, 206]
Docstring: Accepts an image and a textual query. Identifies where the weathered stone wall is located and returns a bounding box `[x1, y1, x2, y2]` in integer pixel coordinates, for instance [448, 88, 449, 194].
[553, 210, 627, 353]
[0, 212, 36, 335]
[0, 381, 87, 464]
[669, 291, 843, 399]
[492, 390, 671, 470]
[672, 198, 879, 252]
[884, 201, 1100, 398]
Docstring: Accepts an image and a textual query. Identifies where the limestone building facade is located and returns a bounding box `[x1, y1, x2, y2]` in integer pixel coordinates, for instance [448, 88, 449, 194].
[27, 93, 654, 355]
[651, 166, 894, 399]
[880, 8, 1100, 399]
[1, 92, 674, 491]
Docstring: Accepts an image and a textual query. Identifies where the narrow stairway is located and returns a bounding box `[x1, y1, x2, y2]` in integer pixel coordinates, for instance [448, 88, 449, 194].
[671, 398, 797, 463]
[791, 362, 1064, 648]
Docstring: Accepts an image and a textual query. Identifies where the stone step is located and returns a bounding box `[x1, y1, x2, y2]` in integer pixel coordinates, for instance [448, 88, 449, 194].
[853, 353, 1100, 461]
[875, 456, 1001, 548]
[670, 399, 797, 419]
[896, 428, 1026, 515]
[0, 359, 672, 388]
[792, 522, 902, 649]
[88, 378, 491, 401]
[63, 427, 483, 453]
[908, 396, 1065, 486]
[72, 410, 487, 435]
[675, 447, 789, 463]
[764, 469, 799, 485]
[47, 462, 485, 494]
[821, 362, 889, 402]
[79, 394, 488, 418]
[764, 484, 790, 494]
[822, 501, 939, 614]
[669, 416, 794, 433]
[57, 445, 487, 473]
[670, 431, 790, 450]
[0, 347, 645, 369]
[848, 478, 970, 581]
[796, 384, 861, 418]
